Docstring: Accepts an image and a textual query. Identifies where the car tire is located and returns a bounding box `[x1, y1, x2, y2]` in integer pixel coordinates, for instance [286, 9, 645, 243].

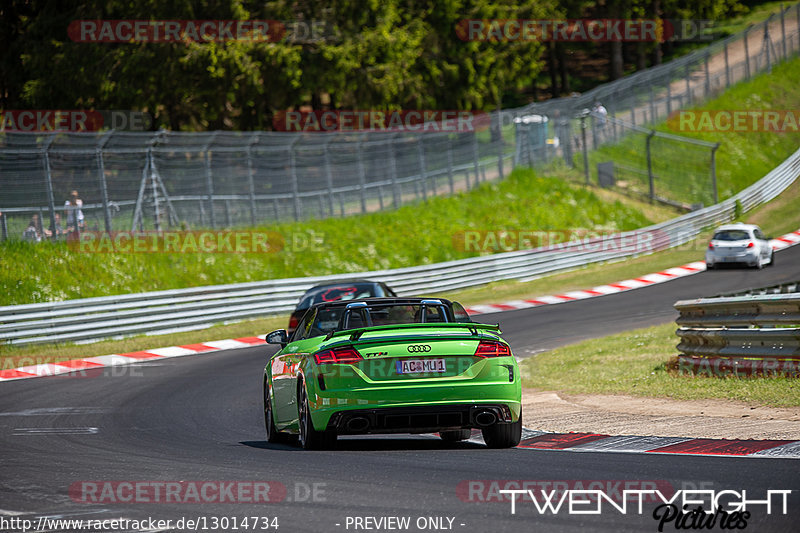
[754, 255, 764, 269]
[440, 429, 472, 442]
[706, 262, 715, 270]
[264, 381, 284, 444]
[481, 409, 522, 449]
[768, 250, 775, 267]
[297, 383, 336, 450]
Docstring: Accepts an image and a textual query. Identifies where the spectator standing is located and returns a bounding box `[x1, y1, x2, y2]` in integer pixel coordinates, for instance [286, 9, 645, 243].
[65, 190, 85, 232]
[22, 214, 52, 242]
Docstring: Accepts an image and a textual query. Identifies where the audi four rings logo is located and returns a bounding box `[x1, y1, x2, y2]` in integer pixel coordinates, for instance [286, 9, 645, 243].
[407, 344, 432, 353]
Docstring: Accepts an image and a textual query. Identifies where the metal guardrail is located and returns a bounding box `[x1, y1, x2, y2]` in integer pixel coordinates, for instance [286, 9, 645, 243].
[2, 145, 799, 346]
[675, 293, 800, 376]
[718, 280, 800, 297]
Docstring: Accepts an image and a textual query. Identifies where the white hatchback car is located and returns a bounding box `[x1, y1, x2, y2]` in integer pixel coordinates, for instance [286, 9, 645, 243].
[705, 223, 774, 269]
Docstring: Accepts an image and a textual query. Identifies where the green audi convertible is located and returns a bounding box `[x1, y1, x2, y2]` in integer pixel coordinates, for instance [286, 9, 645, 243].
[263, 297, 522, 449]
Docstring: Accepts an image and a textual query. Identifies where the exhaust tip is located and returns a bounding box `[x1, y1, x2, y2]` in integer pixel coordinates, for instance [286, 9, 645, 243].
[474, 410, 497, 427]
[346, 416, 370, 432]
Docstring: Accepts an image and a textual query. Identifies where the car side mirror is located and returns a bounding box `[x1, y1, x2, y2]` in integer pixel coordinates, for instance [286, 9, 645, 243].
[266, 329, 288, 347]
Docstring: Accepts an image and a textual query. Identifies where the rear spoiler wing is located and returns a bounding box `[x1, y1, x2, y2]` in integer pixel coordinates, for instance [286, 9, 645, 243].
[324, 322, 501, 345]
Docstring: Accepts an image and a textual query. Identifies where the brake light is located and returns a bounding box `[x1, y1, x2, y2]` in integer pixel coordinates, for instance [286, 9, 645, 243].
[474, 341, 511, 358]
[314, 347, 363, 365]
[288, 315, 299, 331]
[746, 241, 755, 248]
[708, 242, 714, 249]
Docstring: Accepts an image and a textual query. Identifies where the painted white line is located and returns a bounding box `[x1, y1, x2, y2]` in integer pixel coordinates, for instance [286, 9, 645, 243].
[144, 346, 198, 357]
[0, 509, 32, 516]
[0, 407, 106, 417]
[13, 427, 99, 435]
[568, 435, 693, 453]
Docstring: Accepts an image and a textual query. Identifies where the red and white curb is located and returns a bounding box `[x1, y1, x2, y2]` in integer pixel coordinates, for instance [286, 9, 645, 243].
[465, 230, 800, 316]
[509, 430, 800, 458]
[0, 337, 266, 382]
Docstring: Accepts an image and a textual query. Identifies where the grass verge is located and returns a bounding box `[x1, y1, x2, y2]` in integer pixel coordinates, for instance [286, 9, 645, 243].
[519, 322, 800, 408]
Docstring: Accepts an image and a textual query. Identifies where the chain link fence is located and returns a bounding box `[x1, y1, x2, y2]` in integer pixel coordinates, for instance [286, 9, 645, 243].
[1, 5, 798, 241]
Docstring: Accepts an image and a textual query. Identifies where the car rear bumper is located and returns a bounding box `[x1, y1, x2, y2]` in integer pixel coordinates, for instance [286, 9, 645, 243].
[324, 403, 519, 434]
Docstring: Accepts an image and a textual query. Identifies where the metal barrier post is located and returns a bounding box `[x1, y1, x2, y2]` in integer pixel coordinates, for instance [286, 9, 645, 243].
[704, 52, 710, 96]
[203, 134, 218, 228]
[42, 134, 58, 242]
[724, 42, 730, 87]
[356, 135, 367, 213]
[580, 113, 589, 185]
[781, 4, 787, 59]
[390, 134, 401, 207]
[96, 131, 114, 233]
[446, 135, 455, 194]
[247, 134, 259, 226]
[417, 136, 428, 201]
[0, 212, 6, 241]
[744, 26, 751, 79]
[496, 114, 504, 180]
[685, 64, 692, 105]
[666, 81, 672, 115]
[646, 130, 655, 201]
[323, 137, 335, 216]
[711, 143, 720, 205]
[471, 132, 480, 188]
[289, 137, 302, 220]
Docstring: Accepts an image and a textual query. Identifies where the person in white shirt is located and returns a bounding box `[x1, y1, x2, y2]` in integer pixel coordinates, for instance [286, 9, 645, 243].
[65, 190, 85, 231]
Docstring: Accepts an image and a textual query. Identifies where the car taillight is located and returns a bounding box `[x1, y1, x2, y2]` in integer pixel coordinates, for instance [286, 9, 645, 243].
[314, 347, 363, 365]
[746, 241, 755, 248]
[288, 315, 299, 331]
[474, 340, 511, 358]
[708, 242, 714, 249]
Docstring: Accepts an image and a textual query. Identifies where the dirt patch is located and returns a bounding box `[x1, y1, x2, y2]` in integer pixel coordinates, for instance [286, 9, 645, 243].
[522, 388, 800, 440]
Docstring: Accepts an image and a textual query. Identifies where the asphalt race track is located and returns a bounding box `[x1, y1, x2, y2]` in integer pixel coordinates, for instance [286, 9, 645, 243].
[1, 245, 799, 532]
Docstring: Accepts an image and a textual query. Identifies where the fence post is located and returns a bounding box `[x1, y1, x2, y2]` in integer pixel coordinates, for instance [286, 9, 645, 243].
[704, 52, 710, 96]
[247, 133, 259, 226]
[323, 137, 336, 216]
[96, 130, 114, 233]
[471, 132, 480, 188]
[649, 85, 656, 123]
[646, 131, 656, 202]
[764, 20, 772, 73]
[495, 113, 504, 180]
[152, 158, 161, 232]
[781, 4, 787, 59]
[744, 26, 751, 80]
[0, 212, 6, 241]
[289, 137, 302, 220]
[42, 134, 58, 242]
[417, 135, 428, 201]
[355, 135, 368, 213]
[203, 134, 218, 228]
[666, 79, 672, 115]
[724, 42, 730, 87]
[390, 134, 401, 208]
[711, 143, 720, 205]
[685, 63, 692, 105]
[580, 113, 589, 185]
[446, 135, 455, 194]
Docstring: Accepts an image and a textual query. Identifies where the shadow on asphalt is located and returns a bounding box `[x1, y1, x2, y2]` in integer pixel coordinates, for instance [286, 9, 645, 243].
[240, 436, 486, 452]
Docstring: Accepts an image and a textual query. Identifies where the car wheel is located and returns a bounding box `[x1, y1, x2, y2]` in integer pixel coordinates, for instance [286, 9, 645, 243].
[706, 262, 715, 270]
[768, 250, 775, 267]
[264, 381, 283, 444]
[440, 429, 472, 442]
[297, 384, 336, 450]
[481, 409, 522, 449]
[754, 255, 764, 269]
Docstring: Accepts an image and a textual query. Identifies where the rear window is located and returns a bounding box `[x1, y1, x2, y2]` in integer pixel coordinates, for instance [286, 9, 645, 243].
[299, 283, 385, 308]
[310, 303, 450, 334]
[712, 230, 750, 241]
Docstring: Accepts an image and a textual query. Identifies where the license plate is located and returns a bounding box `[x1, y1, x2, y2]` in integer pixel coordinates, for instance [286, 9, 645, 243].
[396, 358, 446, 374]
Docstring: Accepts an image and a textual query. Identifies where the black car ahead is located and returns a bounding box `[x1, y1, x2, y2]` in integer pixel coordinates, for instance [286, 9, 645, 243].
[287, 280, 397, 336]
